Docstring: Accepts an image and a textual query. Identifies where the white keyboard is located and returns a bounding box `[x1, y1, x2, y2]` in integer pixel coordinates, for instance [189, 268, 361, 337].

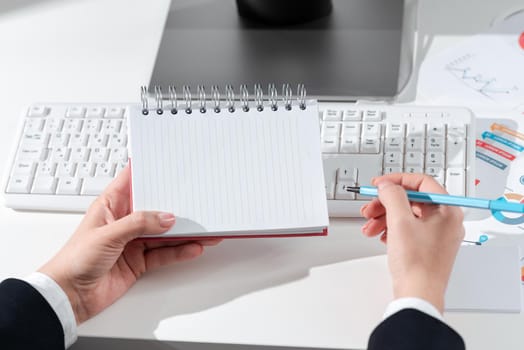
[2, 103, 475, 216]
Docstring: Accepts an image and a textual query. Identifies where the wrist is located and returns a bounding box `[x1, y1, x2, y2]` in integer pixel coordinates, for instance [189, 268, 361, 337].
[392, 278, 447, 313]
[38, 264, 86, 324]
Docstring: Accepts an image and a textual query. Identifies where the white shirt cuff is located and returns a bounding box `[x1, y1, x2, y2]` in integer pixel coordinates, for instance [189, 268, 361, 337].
[23, 272, 78, 348]
[383, 297, 443, 321]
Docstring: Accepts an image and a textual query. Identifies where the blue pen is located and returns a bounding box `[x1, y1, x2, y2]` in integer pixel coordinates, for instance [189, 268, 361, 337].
[347, 186, 524, 213]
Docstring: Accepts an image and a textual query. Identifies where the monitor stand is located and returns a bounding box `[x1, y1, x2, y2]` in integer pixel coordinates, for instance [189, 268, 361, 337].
[150, 0, 412, 100]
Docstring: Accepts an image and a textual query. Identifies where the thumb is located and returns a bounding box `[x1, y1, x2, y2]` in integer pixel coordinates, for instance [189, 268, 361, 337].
[102, 211, 175, 246]
[376, 180, 413, 220]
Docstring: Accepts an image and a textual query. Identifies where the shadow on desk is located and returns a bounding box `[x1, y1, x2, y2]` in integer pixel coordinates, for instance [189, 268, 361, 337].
[0, 0, 62, 14]
[71, 337, 350, 350]
[79, 219, 384, 339]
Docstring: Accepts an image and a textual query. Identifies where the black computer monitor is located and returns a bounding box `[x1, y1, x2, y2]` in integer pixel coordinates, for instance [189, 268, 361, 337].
[150, 0, 414, 100]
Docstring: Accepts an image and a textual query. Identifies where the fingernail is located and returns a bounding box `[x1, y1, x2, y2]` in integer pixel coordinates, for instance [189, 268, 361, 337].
[360, 204, 368, 216]
[158, 213, 176, 227]
[370, 177, 377, 185]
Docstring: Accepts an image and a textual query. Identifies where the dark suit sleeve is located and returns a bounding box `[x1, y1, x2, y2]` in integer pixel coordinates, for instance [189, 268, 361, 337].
[368, 308, 465, 350]
[0, 278, 65, 350]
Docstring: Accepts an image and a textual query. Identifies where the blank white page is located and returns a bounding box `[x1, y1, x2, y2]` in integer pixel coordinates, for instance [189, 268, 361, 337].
[445, 245, 522, 312]
[128, 101, 328, 237]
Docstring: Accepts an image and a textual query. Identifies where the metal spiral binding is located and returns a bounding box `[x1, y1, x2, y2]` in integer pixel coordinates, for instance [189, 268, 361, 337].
[254, 84, 263, 111]
[168, 85, 178, 114]
[141, 86, 149, 115]
[240, 85, 249, 112]
[297, 84, 307, 110]
[226, 85, 235, 113]
[155, 86, 164, 115]
[183, 85, 192, 114]
[268, 84, 278, 111]
[197, 85, 206, 113]
[282, 83, 292, 111]
[211, 85, 221, 113]
[141, 84, 307, 115]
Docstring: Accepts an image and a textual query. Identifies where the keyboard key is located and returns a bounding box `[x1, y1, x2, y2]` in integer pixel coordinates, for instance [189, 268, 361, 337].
[17, 146, 47, 161]
[363, 110, 382, 121]
[425, 152, 444, 168]
[446, 168, 465, 196]
[335, 183, 356, 200]
[27, 105, 50, 118]
[407, 122, 426, 138]
[57, 162, 77, 177]
[386, 123, 404, 137]
[448, 123, 466, 139]
[405, 166, 423, 174]
[70, 147, 90, 162]
[77, 162, 95, 177]
[360, 137, 380, 154]
[11, 161, 37, 177]
[37, 162, 57, 177]
[384, 152, 403, 167]
[404, 152, 424, 167]
[426, 136, 445, 152]
[446, 137, 466, 168]
[427, 124, 446, 137]
[56, 177, 82, 195]
[20, 132, 49, 147]
[7, 176, 33, 194]
[84, 119, 102, 133]
[343, 109, 361, 121]
[81, 177, 113, 195]
[337, 167, 358, 183]
[405, 137, 424, 152]
[24, 118, 45, 132]
[323, 109, 342, 121]
[86, 107, 106, 118]
[105, 107, 125, 119]
[322, 122, 341, 136]
[341, 123, 361, 136]
[95, 163, 116, 177]
[66, 106, 86, 118]
[321, 135, 340, 153]
[383, 167, 402, 174]
[340, 136, 360, 153]
[384, 137, 404, 152]
[426, 167, 445, 185]
[90, 148, 110, 162]
[31, 176, 58, 194]
[43, 118, 64, 132]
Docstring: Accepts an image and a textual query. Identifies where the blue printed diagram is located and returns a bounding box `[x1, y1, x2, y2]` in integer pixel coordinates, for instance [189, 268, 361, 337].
[446, 65, 519, 100]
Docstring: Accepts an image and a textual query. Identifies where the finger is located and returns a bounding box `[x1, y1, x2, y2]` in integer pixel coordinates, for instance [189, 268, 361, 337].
[101, 211, 176, 246]
[372, 173, 447, 194]
[380, 231, 388, 244]
[145, 243, 203, 270]
[197, 239, 223, 246]
[144, 238, 222, 250]
[375, 180, 414, 219]
[361, 198, 385, 219]
[81, 164, 132, 227]
[361, 216, 387, 237]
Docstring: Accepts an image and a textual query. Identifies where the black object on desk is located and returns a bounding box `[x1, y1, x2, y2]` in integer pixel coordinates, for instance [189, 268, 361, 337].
[150, 0, 410, 100]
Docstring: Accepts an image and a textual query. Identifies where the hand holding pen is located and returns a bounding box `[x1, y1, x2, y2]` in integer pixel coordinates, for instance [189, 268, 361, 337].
[360, 173, 465, 314]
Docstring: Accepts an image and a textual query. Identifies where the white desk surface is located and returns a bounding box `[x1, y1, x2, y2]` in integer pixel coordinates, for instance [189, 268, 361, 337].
[1, 0, 523, 349]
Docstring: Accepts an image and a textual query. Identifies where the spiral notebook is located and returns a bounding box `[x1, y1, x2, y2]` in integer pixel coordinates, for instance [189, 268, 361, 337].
[128, 85, 329, 239]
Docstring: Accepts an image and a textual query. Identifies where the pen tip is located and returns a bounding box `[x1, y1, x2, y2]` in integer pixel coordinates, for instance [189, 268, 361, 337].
[346, 186, 360, 194]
